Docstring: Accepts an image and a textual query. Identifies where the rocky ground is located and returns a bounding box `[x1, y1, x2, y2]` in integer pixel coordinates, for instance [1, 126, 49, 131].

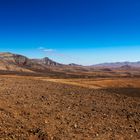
[0, 76, 139, 140]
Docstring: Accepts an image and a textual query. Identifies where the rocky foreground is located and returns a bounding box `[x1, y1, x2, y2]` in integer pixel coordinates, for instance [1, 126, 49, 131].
[0, 76, 140, 140]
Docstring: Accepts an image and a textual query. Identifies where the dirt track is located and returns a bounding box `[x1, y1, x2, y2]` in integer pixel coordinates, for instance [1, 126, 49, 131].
[0, 76, 140, 140]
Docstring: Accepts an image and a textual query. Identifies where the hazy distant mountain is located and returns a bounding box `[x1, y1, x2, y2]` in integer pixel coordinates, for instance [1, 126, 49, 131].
[120, 65, 132, 70]
[93, 61, 140, 68]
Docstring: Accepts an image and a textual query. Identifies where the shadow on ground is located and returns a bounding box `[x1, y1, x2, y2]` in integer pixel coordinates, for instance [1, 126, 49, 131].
[103, 88, 140, 97]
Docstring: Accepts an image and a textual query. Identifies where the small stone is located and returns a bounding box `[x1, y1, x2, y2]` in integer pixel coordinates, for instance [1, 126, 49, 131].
[74, 124, 77, 128]
[134, 129, 138, 133]
[96, 133, 99, 137]
[45, 120, 48, 124]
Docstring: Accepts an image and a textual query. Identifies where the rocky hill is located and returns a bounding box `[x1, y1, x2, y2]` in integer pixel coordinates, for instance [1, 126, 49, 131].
[31, 57, 61, 66]
[0, 52, 61, 72]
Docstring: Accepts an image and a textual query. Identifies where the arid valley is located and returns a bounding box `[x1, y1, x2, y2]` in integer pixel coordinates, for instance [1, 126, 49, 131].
[0, 53, 140, 140]
[1, 0, 140, 139]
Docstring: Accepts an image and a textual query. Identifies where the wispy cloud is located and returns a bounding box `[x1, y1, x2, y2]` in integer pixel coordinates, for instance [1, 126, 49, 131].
[44, 49, 55, 52]
[38, 46, 80, 64]
[38, 47, 55, 53]
[38, 47, 66, 58]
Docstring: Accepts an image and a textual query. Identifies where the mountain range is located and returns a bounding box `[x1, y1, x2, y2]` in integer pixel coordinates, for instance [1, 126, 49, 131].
[0, 52, 140, 73]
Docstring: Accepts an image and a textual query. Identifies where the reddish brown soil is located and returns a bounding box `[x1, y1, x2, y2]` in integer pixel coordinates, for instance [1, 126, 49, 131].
[0, 76, 140, 140]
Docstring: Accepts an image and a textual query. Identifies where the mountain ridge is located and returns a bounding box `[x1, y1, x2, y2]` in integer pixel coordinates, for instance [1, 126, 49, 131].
[0, 52, 62, 72]
[0, 52, 140, 73]
[92, 61, 140, 68]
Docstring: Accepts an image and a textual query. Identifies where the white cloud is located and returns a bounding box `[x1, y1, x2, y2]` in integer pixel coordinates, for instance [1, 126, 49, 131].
[44, 49, 55, 52]
[37, 46, 78, 62]
[38, 47, 55, 53]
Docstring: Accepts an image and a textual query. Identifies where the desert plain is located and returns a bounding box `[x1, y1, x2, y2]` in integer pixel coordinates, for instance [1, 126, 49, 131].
[0, 72, 140, 140]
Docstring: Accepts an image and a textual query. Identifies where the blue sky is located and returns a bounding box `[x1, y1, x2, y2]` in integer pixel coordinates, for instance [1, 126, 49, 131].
[0, 0, 140, 65]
